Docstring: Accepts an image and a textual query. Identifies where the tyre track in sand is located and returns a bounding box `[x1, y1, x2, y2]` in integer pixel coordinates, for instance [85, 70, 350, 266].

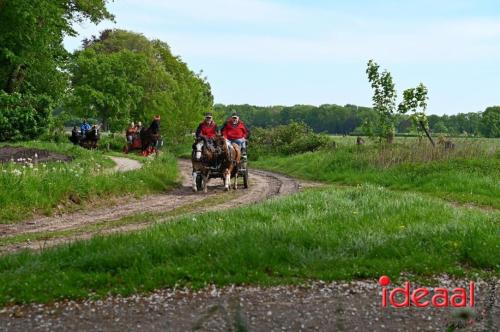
[0, 158, 305, 254]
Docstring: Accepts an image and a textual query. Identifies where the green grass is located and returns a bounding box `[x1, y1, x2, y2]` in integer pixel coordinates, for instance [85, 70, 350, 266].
[0, 190, 241, 249]
[0, 141, 179, 223]
[253, 142, 500, 208]
[0, 185, 497, 305]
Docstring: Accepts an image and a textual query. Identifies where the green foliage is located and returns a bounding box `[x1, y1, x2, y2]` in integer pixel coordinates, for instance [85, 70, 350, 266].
[0, 185, 497, 304]
[398, 83, 433, 143]
[480, 106, 500, 138]
[69, 47, 148, 131]
[0, 0, 112, 141]
[215, 103, 486, 137]
[69, 29, 214, 143]
[0, 92, 52, 141]
[99, 133, 127, 152]
[366, 60, 398, 142]
[0, 0, 113, 97]
[251, 122, 330, 158]
[433, 121, 448, 134]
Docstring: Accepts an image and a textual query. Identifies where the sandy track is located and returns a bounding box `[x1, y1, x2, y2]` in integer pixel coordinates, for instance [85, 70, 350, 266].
[0, 159, 301, 253]
[108, 156, 142, 172]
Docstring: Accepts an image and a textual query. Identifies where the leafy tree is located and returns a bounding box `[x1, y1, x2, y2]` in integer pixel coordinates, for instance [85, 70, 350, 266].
[69, 30, 213, 143]
[0, 0, 113, 97]
[0, 91, 52, 141]
[69, 48, 149, 131]
[480, 106, 500, 138]
[0, 0, 113, 141]
[398, 83, 435, 146]
[433, 121, 448, 134]
[366, 60, 398, 143]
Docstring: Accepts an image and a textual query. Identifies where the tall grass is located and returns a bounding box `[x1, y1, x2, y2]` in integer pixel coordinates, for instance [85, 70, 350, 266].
[0, 142, 178, 223]
[253, 141, 500, 208]
[0, 185, 497, 305]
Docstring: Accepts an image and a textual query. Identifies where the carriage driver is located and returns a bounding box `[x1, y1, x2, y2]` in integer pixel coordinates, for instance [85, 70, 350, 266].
[221, 112, 250, 156]
[196, 112, 217, 141]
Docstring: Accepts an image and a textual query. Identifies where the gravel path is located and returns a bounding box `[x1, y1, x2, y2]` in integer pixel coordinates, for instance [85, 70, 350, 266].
[108, 156, 143, 172]
[0, 160, 303, 253]
[0, 278, 497, 331]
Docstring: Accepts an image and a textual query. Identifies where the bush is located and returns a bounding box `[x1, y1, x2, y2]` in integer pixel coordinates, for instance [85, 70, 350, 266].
[251, 122, 330, 157]
[0, 92, 52, 141]
[100, 133, 127, 151]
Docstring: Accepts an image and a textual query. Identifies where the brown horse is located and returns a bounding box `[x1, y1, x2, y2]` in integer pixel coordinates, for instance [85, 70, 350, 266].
[191, 137, 217, 193]
[140, 119, 161, 156]
[213, 134, 241, 191]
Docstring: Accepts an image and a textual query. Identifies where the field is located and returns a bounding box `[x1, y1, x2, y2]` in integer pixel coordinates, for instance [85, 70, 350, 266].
[254, 138, 500, 208]
[0, 138, 498, 306]
[0, 142, 178, 223]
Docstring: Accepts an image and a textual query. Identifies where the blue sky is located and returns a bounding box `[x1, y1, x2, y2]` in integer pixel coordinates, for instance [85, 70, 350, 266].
[64, 0, 500, 115]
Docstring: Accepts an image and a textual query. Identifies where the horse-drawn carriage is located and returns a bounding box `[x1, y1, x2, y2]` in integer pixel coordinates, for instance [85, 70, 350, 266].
[123, 118, 163, 156]
[69, 126, 100, 149]
[192, 135, 249, 192]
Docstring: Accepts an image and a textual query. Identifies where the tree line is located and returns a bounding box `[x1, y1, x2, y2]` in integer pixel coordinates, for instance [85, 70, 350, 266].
[214, 104, 499, 138]
[1, 1, 498, 143]
[0, 0, 213, 144]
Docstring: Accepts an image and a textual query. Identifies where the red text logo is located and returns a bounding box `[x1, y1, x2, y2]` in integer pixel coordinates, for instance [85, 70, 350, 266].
[379, 276, 475, 308]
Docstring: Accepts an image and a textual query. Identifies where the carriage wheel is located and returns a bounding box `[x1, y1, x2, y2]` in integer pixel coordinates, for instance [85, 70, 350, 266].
[196, 174, 203, 191]
[243, 169, 249, 189]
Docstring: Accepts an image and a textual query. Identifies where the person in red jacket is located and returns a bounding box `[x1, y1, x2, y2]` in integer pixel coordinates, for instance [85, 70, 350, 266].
[221, 112, 250, 155]
[195, 112, 217, 140]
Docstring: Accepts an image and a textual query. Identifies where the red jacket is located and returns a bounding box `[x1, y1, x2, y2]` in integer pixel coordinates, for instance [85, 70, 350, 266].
[222, 120, 249, 140]
[196, 121, 217, 139]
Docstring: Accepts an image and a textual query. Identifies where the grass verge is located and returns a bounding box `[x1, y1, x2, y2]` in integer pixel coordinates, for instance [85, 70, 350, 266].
[0, 185, 497, 305]
[0, 141, 179, 223]
[253, 144, 500, 208]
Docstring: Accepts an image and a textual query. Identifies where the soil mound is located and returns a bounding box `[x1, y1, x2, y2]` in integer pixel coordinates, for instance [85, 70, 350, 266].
[0, 146, 72, 163]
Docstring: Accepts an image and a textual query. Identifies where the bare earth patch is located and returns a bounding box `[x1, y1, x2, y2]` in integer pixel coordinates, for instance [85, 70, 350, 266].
[0, 146, 71, 163]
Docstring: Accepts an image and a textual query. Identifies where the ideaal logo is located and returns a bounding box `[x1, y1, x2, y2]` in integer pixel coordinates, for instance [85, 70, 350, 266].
[379, 276, 475, 308]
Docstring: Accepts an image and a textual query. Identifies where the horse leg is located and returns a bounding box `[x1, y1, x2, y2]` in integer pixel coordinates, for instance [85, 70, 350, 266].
[233, 171, 238, 190]
[192, 172, 198, 192]
[224, 170, 230, 191]
[203, 173, 209, 193]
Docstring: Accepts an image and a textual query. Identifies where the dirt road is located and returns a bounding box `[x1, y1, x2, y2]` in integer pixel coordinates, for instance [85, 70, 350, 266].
[0, 278, 497, 331]
[0, 159, 302, 253]
[108, 156, 142, 172]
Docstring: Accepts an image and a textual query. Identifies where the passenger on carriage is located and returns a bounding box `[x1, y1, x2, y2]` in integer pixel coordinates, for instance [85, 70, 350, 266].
[126, 122, 137, 144]
[80, 119, 91, 137]
[221, 112, 249, 156]
[135, 121, 143, 133]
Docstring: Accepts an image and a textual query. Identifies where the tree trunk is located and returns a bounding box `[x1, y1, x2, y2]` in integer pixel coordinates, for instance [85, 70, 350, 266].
[419, 120, 435, 147]
[5, 64, 27, 93]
